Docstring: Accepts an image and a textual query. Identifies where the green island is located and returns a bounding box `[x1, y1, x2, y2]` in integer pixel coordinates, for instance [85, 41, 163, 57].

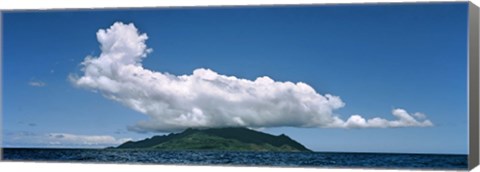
[112, 127, 312, 152]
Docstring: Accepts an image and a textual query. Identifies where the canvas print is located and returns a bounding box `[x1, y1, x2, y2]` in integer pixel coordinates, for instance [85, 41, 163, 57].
[1, 2, 471, 170]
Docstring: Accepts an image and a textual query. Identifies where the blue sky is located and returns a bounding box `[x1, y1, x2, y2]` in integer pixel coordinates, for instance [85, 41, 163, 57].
[2, 2, 468, 154]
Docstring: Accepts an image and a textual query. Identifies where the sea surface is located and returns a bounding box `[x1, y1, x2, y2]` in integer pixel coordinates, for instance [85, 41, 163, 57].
[2, 148, 467, 170]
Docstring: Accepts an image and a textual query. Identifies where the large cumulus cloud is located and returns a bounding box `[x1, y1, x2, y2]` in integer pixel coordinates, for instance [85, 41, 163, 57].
[70, 22, 433, 133]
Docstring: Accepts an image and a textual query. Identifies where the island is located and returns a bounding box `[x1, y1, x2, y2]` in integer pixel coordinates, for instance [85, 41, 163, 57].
[114, 127, 312, 152]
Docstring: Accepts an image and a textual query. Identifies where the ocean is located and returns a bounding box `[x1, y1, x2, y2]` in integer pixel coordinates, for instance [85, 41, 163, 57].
[1, 148, 467, 170]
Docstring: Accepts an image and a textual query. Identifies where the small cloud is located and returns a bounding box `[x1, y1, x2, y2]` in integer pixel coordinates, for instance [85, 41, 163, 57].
[10, 131, 37, 136]
[29, 81, 46, 87]
[46, 133, 131, 146]
[340, 109, 433, 128]
[18, 121, 37, 127]
[413, 112, 427, 120]
[6, 132, 131, 148]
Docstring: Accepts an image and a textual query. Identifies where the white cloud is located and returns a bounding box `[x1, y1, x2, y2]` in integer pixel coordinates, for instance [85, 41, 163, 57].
[6, 132, 131, 148]
[46, 133, 131, 146]
[29, 81, 46, 87]
[342, 109, 433, 128]
[70, 22, 433, 133]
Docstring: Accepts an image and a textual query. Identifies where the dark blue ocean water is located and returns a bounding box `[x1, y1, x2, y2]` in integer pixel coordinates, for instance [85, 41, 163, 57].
[2, 148, 467, 170]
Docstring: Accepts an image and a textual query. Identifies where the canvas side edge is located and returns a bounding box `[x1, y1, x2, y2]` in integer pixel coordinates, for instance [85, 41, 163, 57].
[469, 1, 480, 171]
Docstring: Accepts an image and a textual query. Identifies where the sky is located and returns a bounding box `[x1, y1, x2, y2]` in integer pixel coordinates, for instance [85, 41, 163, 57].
[2, 2, 469, 154]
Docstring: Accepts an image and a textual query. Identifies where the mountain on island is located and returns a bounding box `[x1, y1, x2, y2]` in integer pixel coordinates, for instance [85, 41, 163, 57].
[115, 127, 312, 152]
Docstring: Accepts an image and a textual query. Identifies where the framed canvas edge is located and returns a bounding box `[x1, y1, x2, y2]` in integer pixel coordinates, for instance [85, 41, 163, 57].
[0, 1, 476, 172]
[469, 1, 480, 170]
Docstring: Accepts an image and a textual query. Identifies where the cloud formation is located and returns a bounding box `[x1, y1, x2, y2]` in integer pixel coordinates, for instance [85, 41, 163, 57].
[46, 133, 131, 146]
[343, 109, 433, 128]
[6, 132, 131, 148]
[71, 22, 433, 133]
[29, 81, 46, 87]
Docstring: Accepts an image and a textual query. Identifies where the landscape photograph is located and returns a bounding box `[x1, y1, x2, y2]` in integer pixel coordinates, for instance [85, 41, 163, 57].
[1, 2, 470, 170]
